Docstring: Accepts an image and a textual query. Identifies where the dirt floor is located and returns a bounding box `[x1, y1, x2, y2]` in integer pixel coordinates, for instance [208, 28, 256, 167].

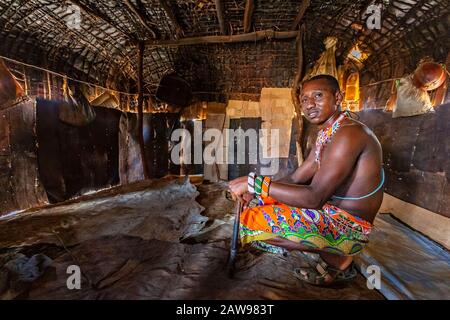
[0, 178, 384, 300]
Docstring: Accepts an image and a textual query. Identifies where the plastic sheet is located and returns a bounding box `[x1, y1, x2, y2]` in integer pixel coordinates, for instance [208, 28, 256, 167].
[356, 214, 450, 300]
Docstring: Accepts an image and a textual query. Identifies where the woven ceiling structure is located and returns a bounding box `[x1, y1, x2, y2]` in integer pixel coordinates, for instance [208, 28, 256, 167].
[0, 0, 448, 99]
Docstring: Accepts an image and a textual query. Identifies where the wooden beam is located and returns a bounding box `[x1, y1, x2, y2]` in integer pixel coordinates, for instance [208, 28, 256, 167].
[158, 0, 184, 38]
[291, 25, 305, 164]
[291, 26, 305, 112]
[243, 0, 254, 33]
[215, 0, 227, 35]
[292, 0, 310, 30]
[293, 28, 305, 90]
[137, 41, 150, 180]
[123, 0, 157, 39]
[145, 29, 298, 46]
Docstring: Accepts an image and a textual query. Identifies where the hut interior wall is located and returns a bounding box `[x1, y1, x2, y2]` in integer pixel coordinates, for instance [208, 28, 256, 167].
[119, 112, 180, 184]
[0, 99, 48, 215]
[358, 105, 450, 218]
[0, 87, 184, 215]
[36, 100, 122, 203]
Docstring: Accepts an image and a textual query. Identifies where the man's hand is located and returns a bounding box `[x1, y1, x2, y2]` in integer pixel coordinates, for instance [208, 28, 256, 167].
[228, 176, 249, 201]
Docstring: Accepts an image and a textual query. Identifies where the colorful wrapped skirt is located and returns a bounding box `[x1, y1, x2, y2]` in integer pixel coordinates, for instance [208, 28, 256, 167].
[240, 196, 372, 256]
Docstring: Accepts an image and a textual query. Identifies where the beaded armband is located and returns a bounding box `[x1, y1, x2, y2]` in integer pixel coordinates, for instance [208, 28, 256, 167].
[247, 172, 256, 193]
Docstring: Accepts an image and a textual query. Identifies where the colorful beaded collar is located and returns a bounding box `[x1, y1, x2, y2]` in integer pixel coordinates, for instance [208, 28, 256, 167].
[315, 112, 348, 165]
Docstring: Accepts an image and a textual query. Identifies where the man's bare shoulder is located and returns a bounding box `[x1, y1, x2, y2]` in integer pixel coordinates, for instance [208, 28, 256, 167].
[338, 118, 381, 150]
[326, 118, 379, 154]
[340, 118, 377, 139]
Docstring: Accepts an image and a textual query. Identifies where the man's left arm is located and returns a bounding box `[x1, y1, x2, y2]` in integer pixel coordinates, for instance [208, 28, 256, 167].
[268, 126, 365, 209]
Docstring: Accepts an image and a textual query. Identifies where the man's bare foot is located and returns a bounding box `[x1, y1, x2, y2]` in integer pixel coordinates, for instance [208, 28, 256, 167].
[319, 252, 353, 271]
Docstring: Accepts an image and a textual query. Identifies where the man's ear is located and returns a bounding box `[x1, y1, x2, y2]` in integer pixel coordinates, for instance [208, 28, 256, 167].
[335, 90, 344, 106]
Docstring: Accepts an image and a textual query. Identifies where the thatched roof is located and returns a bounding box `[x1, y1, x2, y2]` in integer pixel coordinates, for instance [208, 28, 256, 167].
[0, 0, 448, 99]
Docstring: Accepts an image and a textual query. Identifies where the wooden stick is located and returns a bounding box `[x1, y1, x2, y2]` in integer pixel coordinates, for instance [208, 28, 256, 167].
[215, 0, 227, 35]
[158, 0, 184, 38]
[123, 0, 157, 39]
[227, 199, 243, 277]
[145, 29, 298, 47]
[292, 0, 311, 30]
[243, 0, 254, 33]
[292, 26, 305, 166]
[137, 41, 150, 179]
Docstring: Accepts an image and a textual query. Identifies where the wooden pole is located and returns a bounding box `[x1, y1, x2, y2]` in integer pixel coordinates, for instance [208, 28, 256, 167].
[123, 0, 158, 39]
[137, 41, 150, 179]
[215, 0, 227, 35]
[227, 199, 243, 277]
[292, 0, 311, 30]
[291, 26, 305, 164]
[158, 0, 184, 38]
[145, 29, 298, 47]
[243, 0, 254, 33]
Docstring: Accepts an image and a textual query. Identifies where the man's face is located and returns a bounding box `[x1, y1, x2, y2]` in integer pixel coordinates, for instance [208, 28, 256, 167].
[299, 79, 343, 125]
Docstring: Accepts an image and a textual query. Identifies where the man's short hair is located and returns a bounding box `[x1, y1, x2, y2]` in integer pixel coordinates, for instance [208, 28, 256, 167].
[302, 74, 340, 94]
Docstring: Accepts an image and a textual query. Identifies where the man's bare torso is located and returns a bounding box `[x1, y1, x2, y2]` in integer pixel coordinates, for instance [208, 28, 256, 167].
[315, 118, 383, 223]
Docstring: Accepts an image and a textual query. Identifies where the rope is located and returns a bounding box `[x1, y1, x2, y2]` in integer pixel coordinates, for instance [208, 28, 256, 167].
[361, 78, 400, 87]
[0, 54, 152, 97]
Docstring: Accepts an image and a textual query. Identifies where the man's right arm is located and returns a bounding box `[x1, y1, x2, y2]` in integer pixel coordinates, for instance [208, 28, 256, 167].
[276, 148, 317, 184]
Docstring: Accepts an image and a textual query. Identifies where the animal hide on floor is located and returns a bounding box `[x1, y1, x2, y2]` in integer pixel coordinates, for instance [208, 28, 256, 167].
[0, 178, 383, 300]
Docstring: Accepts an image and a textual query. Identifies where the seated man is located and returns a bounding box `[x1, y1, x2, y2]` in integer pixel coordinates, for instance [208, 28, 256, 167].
[229, 74, 384, 286]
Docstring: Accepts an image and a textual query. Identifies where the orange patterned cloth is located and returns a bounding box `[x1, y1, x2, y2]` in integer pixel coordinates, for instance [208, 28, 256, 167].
[240, 196, 372, 256]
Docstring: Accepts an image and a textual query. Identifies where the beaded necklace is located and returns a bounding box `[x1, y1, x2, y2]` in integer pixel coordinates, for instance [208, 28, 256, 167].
[315, 112, 347, 166]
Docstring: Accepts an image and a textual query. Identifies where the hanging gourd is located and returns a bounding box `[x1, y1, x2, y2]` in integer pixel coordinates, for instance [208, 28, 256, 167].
[393, 60, 446, 118]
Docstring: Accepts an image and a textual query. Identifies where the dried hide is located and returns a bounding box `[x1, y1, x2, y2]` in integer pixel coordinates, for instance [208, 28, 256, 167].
[90, 91, 120, 109]
[58, 80, 96, 126]
[0, 178, 206, 249]
[0, 179, 384, 300]
[0, 59, 24, 109]
[304, 37, 339, 80]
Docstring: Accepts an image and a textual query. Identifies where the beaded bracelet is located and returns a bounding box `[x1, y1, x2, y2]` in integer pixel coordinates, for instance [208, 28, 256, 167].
[261, 176, 272, 198]
[254, 175, 264, 195]
[247, 172, 256, 193]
